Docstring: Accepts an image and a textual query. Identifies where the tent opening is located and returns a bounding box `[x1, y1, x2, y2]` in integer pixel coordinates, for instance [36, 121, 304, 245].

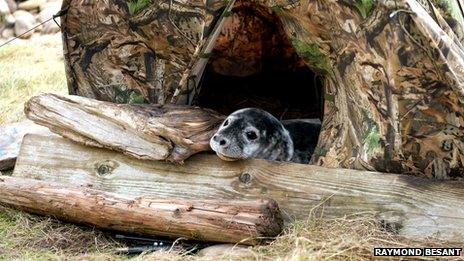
[194, 3, 324, 121]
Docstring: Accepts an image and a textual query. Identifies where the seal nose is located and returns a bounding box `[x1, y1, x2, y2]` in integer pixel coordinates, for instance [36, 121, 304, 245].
[213, 135, 229, 147]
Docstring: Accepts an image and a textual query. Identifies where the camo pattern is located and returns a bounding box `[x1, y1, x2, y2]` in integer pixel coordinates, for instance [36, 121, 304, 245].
[61, 0, 226, 104]
[61, 0, 464, 178]
[268, 0, 464, 178]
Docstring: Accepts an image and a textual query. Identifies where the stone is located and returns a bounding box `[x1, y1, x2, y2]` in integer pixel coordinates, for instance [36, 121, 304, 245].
[18, 0, 46, 11]
[13, 10, 37, 39]
[5, 0, 16, 13]
[1, 27, 14, 39]
[0, 0, 10, 16]
[39, 1, 61, 11]
[38, 2, 60, 34]
[4, 14, 15, 27]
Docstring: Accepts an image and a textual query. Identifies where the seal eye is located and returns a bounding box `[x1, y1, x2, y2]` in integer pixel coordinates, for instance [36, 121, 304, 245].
[245, 131, 258, 141]
[223, 119, 229, 127]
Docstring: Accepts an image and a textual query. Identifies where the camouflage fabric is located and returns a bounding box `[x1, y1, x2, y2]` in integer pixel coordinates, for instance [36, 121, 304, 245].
[61, 0, 226, 104]
[60, 0, 464, 178]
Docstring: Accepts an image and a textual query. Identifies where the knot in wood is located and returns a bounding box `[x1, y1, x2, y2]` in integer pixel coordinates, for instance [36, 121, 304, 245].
[239, 173, 252, 184]
[97, 164, 111, 175]
[173, 208, 182, 218]
[95, 160, 119, 176]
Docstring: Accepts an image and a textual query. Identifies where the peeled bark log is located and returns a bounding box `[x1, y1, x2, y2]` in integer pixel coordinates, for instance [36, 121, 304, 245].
[0, 176, 283, 245]
[14, 134, 464, 241]
[24, 93, 224, 162]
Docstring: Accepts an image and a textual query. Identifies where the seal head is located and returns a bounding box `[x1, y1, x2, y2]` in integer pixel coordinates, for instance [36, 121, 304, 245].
[210, 108, 294, 162]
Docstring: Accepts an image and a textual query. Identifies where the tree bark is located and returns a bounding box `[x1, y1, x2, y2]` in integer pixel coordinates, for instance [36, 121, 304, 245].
[25, 93, 224, 163]
[0, 175, 283, 245]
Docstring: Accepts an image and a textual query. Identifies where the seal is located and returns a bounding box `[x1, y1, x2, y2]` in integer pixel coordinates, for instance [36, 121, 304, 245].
[210, 108, 321, 164]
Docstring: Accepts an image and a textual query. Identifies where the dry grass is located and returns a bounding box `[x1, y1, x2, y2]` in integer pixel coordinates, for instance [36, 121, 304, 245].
[0, 206, 121, 260]
[0, 35, 463, 260]
[0, 207, 462, 260]
[0, 34, 67, 124]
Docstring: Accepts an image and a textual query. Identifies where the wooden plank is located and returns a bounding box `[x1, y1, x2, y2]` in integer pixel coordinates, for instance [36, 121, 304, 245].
[13, 134, 464, 241]
[25, 94, 224, 163]
[0, 176, 283, 245]
[0, 121, 52, 170]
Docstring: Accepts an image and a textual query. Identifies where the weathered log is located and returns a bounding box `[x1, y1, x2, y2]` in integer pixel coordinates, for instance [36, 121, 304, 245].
[0, 120, 52, 170]
[0, 175, 283, 245]
[24, 93, 224, 162]
[14, 134, 464, 241]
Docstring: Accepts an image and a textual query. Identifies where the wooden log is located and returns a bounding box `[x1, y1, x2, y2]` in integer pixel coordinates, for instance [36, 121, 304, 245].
[14, 134, 464, 241]
[0, 121, 52, 170]
[0, 175, 283, 245]
[24, 93, 224, 162]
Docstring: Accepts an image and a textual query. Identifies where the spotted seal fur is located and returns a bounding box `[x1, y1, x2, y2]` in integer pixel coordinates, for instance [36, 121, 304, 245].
[210, 108, 321, 163]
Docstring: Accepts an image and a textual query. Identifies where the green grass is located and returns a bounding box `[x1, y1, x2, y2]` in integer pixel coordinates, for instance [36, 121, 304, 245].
[0, 34, 67, 125]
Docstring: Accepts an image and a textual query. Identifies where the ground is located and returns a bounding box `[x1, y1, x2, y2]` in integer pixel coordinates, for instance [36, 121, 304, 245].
[0, 34, 67, 125]
[0, 34, 462, 260]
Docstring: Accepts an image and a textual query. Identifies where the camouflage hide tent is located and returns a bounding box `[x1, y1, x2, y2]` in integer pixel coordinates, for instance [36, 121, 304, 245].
[59, 0, 464, 179]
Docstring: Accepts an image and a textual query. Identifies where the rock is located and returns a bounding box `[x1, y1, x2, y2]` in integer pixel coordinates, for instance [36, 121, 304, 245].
[4, 14, 15, 27]
[1, 27, 14, 39]
[5, 0, 16, 13]
[0, 0, 10, 16]
[38, 2, 60, 34]
[39, 1, 61, 11]
[197, 244, 250, 258]
[18, 0, 46, 11]
[13, 10, 37, 39]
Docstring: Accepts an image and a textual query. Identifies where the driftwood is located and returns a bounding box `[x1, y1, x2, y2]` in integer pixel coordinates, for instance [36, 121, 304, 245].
[0, 175, 283, 245]
[0, 120, 52, 170]
[14, 134, 464, 241]
[25, 93, 224, 162]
